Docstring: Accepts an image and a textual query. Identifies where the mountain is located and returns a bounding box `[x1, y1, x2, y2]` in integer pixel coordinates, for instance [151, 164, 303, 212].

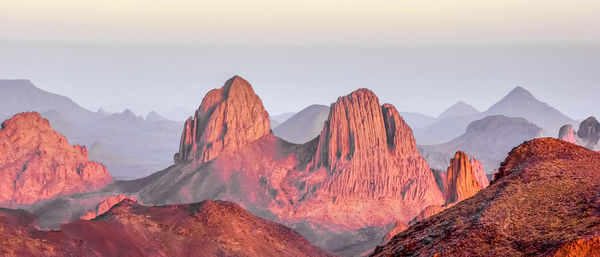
[146, 110, 167, 122]
[0, 79, 94, 123]
[420, 115, 546, 172]
[437, 101, 479, 120]
[371, 138, 600, 256]
[0, 79, 181, 179]
[382, 151, 488, 244]
[273, 104, 329, 144]
[0, 112, 112, 208]
[104, 76, 444, 256]
[271, 112, 296, 123]
[577, 116, 600, 150]
[414, 86, 575, 144]
[0, 199, 334, 257]
[398, 111, 436, 129]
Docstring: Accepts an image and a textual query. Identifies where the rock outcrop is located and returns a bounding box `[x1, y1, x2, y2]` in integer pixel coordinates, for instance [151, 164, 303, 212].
[79, 194, 137, 220]
[0, 199, 334, 257]
[372, 138, 600, 257]
[174, 76, 271, 163]
[309, 89, 441, 203]
[445, 151, 487, 203]
[577, 116, 600, 150]
[558, 124, 578, 144]
[124, 78, 444, 256]
[0, 112, 112, 207]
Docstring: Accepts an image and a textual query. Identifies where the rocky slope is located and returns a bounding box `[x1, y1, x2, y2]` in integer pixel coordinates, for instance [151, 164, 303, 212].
[114, 76, 443, 256]
[371, 138, 600, 256]
[0, 199, 334, 257]
[273, 104, 329, 144]
[382, 151, 488, 244]
[0, 112, 112, 207]
[420, 115, 546, 172]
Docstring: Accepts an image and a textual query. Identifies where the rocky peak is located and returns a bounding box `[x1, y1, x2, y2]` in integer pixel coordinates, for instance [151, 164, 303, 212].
[310, 88, 440, 201]
[0, 112, 112, 207]
[559, 124, 578, 144]
[577, 116, 600, 141]
[445, 151, 487, 204]
[174, 76, 271, 163]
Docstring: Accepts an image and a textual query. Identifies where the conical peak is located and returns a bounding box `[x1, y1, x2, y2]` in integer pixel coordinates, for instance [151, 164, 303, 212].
[175, 76, 271, 163]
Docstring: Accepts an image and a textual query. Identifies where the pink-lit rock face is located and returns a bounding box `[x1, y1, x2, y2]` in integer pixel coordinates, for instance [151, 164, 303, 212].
[559, 124, 578, 144]
[174, 76, 271, 163]
[80, 194, 137, 220]
[372, 138, 600, 257]
[0, 112, 112, 207]
[138, 78, 445, 255]
[470, 157, 490, 189]
[445, 151, 487, 204]
[0, 199, 335, 257]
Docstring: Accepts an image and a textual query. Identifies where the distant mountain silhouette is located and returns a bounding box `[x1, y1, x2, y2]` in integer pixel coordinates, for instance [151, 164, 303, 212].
[273, 104, 329, 144]
[0, 80, 180, 179]
[415, 86, 575, 144]
[420, 115, 546, 172]
[437, 101, 479, 119]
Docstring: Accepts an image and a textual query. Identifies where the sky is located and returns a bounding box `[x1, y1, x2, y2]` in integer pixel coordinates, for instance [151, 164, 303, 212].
[0, 0, 599, 120]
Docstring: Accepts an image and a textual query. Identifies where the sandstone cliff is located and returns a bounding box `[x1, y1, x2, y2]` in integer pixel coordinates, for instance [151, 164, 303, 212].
[0, 112, 112, 207]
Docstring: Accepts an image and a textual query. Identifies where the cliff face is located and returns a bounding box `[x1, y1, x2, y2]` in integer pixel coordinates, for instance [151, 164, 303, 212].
[127, 78, 444, 256]
[445, 151, 487, 203]
[0, 112, 111, 207]
[0, 199, 334, 257]
[372, 138, 600, 257]
[310, 89, 440, 202]
[174, 76, 271, 163]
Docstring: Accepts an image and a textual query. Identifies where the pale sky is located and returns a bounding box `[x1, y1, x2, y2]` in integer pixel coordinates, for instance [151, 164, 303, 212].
[1, 0, 599, 45]
[0, 1, 599, 121]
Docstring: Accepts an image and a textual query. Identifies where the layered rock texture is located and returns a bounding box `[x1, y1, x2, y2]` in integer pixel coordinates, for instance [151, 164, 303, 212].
[0, 112, 112, 207]
[383, 151, 488, 243]
[174, 76, 271, 163]
[372, 138, 600, 256]
[0, 199, 334, 257]
[120, 77, 443, 256]
[445, 151, 488, 203]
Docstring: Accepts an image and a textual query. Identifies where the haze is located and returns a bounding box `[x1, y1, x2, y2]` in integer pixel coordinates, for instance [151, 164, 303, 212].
[1, 0, 599, 119]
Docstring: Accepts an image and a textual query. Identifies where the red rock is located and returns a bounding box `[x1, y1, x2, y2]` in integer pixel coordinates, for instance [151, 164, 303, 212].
[371, 138, 600, 257]
[132, 80, 444, 255]
[445, 151, 486, 204]
[79, 194, 137, 220]
[0, 199, 334, 257]
[174, 76, 271, 163]
[554, 236, 600, 257]
[0, 112, 111, 207]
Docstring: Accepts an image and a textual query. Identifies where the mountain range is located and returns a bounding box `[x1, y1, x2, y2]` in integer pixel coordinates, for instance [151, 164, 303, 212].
[0, 75, 597, 257]
[0, 79, 181, 179]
